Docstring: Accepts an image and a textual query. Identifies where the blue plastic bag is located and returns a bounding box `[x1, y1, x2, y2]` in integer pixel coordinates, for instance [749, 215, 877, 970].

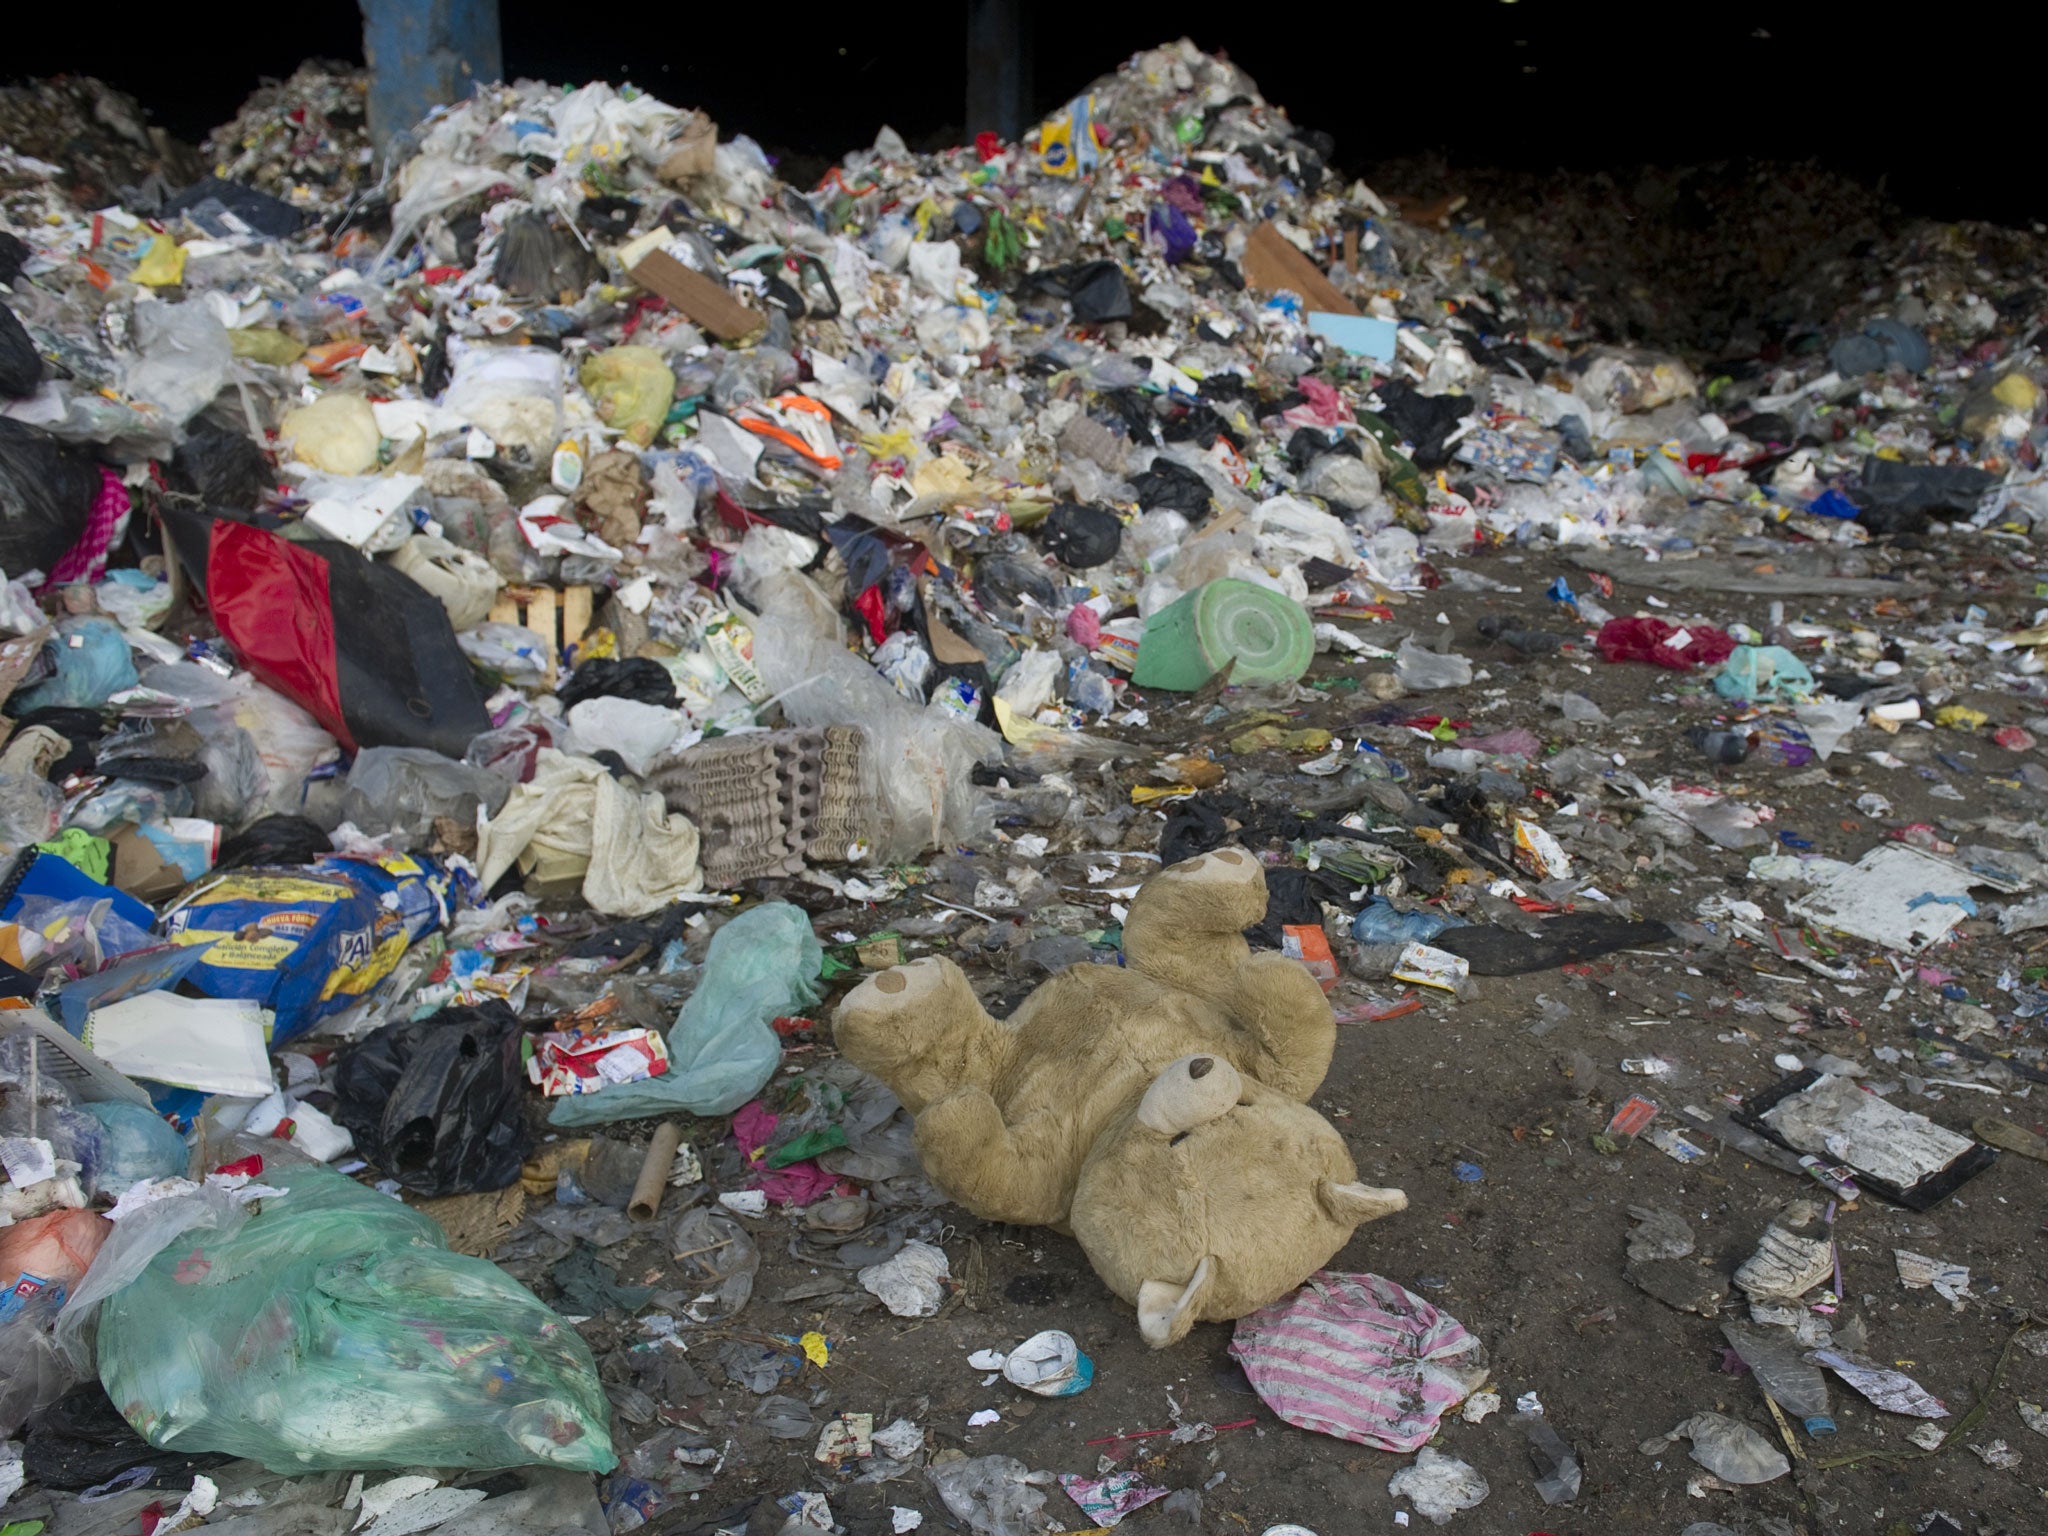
[14, 617, 137, 711]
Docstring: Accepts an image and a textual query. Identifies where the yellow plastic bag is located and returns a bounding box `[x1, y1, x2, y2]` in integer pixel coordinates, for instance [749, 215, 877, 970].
[132, 234, 187, 288]
[579, 346, 674, 448]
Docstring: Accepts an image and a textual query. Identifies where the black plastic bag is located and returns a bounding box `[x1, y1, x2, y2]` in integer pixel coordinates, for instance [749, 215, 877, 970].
[1065, 261, 1132, 323]
[1160, 799, 1230, 866]
[333, 1002, 531, 1196]
[0, 301, 42, 399]
[161, 176, 306, 239]
[559, 656, 678, 710]
[1435, 915, 1672, 975]
[1849, 458, 1995, 532]
[0, 420, 97, 575]
[214, 814, 334, 870]
[1040, 502, 1122, 569]
[1024, 261, 1131, 323]
[164, 506, 491, 759]
[1375, 383, 1473, 470]
[170, 428, 273, 515]
[1130, 458, 1214, 520]
[1286, 426, 1357, 474]
[24, 1383, 235, 1491]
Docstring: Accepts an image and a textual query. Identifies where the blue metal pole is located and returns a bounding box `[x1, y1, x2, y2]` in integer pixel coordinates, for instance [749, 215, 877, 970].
[359, 0, 503, 156]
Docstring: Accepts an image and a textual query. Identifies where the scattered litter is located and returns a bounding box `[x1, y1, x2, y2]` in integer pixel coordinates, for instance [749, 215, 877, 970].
[1386, 1447, 1490, 1525]
[859, 1240, 952, 1318]
[1640, 1413, 1790, 1484]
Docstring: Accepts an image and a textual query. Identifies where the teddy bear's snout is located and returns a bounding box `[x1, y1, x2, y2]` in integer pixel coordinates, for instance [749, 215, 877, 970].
[1137, 1053, 1245, 1135]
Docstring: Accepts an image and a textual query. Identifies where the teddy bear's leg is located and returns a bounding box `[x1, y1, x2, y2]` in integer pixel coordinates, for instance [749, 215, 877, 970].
[1120, 847, 1266, 999]
[833, 956, 1001, 1114]
[1217, 951, 1338, 1099]
[913, 1091, 1076, 1226]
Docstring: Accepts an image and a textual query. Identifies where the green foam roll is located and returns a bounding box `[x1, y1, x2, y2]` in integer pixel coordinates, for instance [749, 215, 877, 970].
[1130, 578, 1314, 691]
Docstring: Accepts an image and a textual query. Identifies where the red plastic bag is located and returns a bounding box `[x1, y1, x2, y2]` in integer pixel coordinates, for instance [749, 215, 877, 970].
[1596, 616, 1736, 670]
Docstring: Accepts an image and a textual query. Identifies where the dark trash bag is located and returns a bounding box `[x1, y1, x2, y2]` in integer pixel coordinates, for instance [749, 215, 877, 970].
[163, 506, 491, 758]
[24, 1382, 235, 1491]
[559, 655, 678, 710]
[0, 419, 97, 575]
[1435, 914, 1673, 975]
[1849, 458, 1995, 535]
[334, 1002, 531, 1197]
[1040, 502, 1122, 569]
[494, 210, 602, 301]
[1130, 457, 1214, 520]
[215, 814, 334, 871]
[161, 177, 306, 240]
[0, 300, 43, 398]
[1024, 261, 1131, 324]
[170, 427, 274, 515]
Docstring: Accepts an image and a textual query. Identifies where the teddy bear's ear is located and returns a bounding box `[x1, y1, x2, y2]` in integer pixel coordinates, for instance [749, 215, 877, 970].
[1135, 1055, 1244, 1135]
[1137, 1254, 1214, 1348]
[1317, 1180, 1409, 1229]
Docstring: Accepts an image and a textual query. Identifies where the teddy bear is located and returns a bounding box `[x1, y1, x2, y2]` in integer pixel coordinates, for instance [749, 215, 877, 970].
[833, 846, 1406, 1346]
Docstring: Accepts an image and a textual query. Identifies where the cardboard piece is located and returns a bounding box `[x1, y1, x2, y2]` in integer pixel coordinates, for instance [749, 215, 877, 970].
[107, 824, 190, 904]
[1787, 844, 2009, 953]
[628, 248, 763, 342]
[1240, 223, 1359, 316]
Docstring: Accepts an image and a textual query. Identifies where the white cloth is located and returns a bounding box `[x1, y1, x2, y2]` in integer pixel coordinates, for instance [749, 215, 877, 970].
[475, 749, 701, 915]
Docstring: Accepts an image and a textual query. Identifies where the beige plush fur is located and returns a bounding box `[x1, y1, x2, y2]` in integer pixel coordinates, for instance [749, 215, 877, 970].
[834, 847, 1406, 1346]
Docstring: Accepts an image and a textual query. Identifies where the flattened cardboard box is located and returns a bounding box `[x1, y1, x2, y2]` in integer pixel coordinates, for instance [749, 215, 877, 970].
[1240, 222, 1359, 317]
[628, 248, 763, 341]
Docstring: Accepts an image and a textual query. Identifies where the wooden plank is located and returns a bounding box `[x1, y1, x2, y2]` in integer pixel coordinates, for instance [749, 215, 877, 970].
[523, 587, 558, 684]
[561, 585, 593, 652]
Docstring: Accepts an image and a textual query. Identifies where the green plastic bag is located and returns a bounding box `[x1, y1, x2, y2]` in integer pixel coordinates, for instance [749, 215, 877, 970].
[550, 901, 822, 1127]
[96, 1158, 615, 1474]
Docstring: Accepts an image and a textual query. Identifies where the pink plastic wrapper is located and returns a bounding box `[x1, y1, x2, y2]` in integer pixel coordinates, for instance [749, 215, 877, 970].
[731, 1101, 840, 1206]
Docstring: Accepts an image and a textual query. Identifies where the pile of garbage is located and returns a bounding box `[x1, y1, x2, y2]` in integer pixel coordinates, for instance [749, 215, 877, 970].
[2, 31, 2047, 1536]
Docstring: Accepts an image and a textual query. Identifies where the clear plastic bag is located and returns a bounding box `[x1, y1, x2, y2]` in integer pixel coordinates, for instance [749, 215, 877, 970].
[740, 553, 999, 862]
[94, 1157, 616, 1473]
[339, 746, 512, 845]
[549, 902, 821, 1127]
[1393, 638, 1473, 691]
[124, 302, 232, 430]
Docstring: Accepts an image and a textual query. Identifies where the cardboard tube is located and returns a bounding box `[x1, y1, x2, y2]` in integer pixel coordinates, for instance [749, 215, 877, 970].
[628, 1122, 685, 1220]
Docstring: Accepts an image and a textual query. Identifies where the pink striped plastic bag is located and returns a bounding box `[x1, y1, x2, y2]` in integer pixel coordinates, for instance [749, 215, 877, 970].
[1229, 1271, 1488, 1452]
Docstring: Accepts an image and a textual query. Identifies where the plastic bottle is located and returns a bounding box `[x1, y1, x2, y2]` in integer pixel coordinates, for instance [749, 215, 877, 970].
[1721, 1321, 1835, 1435]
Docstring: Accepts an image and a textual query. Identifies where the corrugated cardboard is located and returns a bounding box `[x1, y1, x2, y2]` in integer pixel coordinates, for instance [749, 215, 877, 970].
[628, 248, 763, 342]
[1240, 222, 1359, 316]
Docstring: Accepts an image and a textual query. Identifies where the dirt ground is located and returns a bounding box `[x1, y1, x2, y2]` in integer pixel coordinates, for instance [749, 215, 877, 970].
[549, 536, 2048, 1536]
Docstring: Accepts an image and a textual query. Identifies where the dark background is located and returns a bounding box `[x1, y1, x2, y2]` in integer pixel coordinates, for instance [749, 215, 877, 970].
[6, 3, 2033, 227]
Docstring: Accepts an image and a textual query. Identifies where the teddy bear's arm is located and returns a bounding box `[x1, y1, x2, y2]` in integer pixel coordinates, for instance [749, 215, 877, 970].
[913, 1088, 1074, 1226]
[1218, 951, 1338, 1099]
